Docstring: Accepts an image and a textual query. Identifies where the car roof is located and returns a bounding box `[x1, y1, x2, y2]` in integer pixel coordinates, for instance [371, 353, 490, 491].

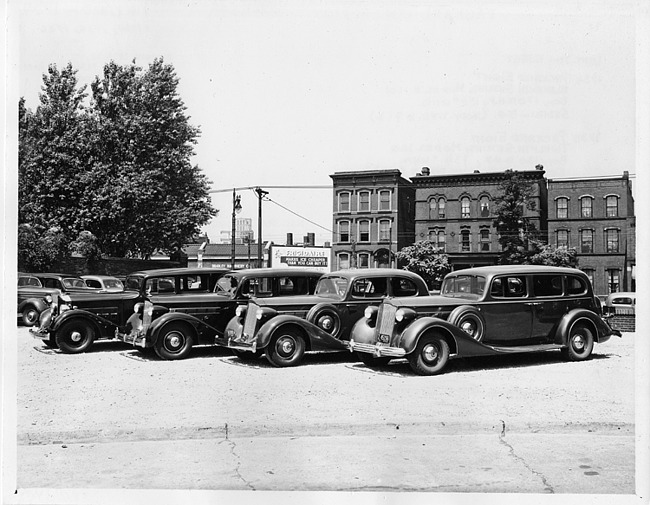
[322, 268, 424, 280]
[224, 268, 324, 278]
[33, 273, 84, 279]
[445, 265, 586, 277]
[81, 274, 121, 280]
[126, 267, 230, 277]
[606, 291, 635, 298]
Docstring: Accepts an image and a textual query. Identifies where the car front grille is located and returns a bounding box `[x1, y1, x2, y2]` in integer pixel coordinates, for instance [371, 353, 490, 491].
[242, 302, 259, 342]
[376, 303, 397, 343]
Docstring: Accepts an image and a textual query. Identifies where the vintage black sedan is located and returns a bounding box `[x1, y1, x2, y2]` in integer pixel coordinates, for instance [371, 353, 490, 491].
[349, 265, 622, 375]
[117, 268, 324, 360]
[220, 269, 429, 367]
[30, 267, 229, 353]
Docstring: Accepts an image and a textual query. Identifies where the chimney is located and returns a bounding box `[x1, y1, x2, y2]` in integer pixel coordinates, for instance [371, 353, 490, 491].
[286, 233, 293, 246]
[304, 233, 315, 246]
[420, 167, 430, 176]
[535, 164, 544, 171]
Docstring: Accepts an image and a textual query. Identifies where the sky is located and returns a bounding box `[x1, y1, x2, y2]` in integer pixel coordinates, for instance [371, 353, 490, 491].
[9, 0, 643, 247]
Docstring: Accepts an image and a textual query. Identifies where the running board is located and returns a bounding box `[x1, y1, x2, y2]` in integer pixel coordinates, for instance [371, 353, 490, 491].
[486, 343, 563, 354]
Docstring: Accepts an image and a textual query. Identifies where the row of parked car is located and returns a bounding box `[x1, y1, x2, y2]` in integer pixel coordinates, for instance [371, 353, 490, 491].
[19, 265, 622, 375]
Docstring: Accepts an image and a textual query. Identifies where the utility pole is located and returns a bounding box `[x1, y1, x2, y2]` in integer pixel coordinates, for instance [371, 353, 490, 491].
[255, 187, 269, 267]
[231, 189, 242, 269]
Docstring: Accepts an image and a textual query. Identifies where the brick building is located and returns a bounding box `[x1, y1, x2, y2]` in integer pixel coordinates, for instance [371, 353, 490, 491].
[330, 169, 415, 270]
[547, 172, 635, 295]
[411, 166, 548, 270]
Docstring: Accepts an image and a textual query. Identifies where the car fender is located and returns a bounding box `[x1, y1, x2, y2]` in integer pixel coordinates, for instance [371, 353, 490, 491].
[18, 297, 49, 313]
[148, 311, 218, 345]
[554, 309, 621, 344]
[50, 309, 104, 335]
[349, 317, 375, 345]
[255, 314, 348, 352]
[398, 316, 461, 355]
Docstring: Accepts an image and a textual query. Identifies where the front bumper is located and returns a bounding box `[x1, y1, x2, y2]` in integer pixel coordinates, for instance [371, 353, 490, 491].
[116, 329, 148, 348]
[29, 327, 50, 340]
[223, 328, 257, 352]
[349, 339, 406, 358]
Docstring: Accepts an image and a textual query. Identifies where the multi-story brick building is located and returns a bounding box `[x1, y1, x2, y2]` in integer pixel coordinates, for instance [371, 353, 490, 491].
[330, 169, 415, 270]
[547, 172, 635, 295]
[411, 166, 548, 270]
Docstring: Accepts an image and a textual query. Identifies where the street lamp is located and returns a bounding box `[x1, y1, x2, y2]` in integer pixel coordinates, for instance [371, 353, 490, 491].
[231, 189, 242, 269]
[254, 187, 268, 267]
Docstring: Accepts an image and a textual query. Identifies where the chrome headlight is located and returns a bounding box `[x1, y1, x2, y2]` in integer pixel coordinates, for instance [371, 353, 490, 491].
[45, 295, 53, 304]
[134, 302, 144, 314]
[365, 306, 378, 320]
[60, 304, 71, 313]
[256, 309, 264, 320]
[395, 308, 416, 323]
[236, 305, 247, 318]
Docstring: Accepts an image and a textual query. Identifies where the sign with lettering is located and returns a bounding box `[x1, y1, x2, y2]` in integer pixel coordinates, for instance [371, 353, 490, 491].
[270, 246, 331, 272]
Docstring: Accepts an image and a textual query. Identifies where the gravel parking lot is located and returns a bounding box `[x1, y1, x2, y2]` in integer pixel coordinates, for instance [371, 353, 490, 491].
[9, 324, 638, 498]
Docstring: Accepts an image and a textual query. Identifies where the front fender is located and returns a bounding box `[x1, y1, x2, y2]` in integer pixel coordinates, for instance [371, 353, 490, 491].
[148, 311, 220, 345]
[554, 309, 621, 344]
[49, 309, 112, 338]
[18, 297, 49, 313]
[255, 315, 348, 351]
[398, 317, 461, 355]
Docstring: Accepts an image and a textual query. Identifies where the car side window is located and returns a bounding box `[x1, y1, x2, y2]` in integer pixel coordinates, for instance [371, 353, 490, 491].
[566, 275, 588, 296]
[351, 278, 388, 298]
[491, 276, 527, 298]
[277, 277, 295, 295]
[612, 297, 633, 305]
[85, 279, 102, 289]
[146, 277, 176, 294]
[251, 278, 273, 297]
[391, 277, 419, 297]
[182, 275, 208, 292]
[532, 275, 563, 297]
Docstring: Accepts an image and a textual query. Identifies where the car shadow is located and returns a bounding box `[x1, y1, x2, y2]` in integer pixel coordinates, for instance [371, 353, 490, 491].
[348, 350, 614, 377]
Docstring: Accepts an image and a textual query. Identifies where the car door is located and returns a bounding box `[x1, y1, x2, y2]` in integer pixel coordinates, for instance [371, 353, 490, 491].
[480, 274, 533, 344]
[529, 273, 567, 342]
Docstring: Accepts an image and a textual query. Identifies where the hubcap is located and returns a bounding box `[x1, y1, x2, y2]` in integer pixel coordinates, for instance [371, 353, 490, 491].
[422, 343, 439, 363]
[26, 310, 38, 322]
[165, 332, 184, 351]
[461, 321, 476, 336]
[70, 331, 82, 342]
[572, 334, 585, 350]
[319, 316, 333, 331]
[278, 337, 295, 355]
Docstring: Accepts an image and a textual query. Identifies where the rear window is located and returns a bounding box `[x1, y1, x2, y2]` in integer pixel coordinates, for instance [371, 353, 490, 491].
[612, 297, 634, 305]
[532, 275, 563, 297]
[391, 277, 420, 297]
[18, 276, 42, 287]
[351, 278, 388, 298]
[566, 275, 588, 296]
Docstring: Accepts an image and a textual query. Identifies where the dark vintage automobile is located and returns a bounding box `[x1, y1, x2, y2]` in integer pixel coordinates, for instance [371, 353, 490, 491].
[349, 265, 622, 375]
[30, 267, 229, 353]
[116, 268, 324, 360]
[220, 269, 430, 367]
[17, 273, 96, 327]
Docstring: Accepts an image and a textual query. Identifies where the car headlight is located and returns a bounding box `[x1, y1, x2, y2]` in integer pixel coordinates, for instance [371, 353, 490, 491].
[45, 295, 53, 304]
[365, 306, 378, 320]
[236, 305, 247, 318]
[134, 302, 144, 314]
[395, 308, 416, 323]
[256, 309, 264, 320]
[60, 304, 71, 313]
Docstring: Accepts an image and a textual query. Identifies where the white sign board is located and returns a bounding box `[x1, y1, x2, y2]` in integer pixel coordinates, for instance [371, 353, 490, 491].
[269, 246, 331, 273]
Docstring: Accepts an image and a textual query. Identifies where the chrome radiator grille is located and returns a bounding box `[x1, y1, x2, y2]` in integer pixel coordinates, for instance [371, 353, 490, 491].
[242, 302, 259, 340]
[377, 303, 397, 342]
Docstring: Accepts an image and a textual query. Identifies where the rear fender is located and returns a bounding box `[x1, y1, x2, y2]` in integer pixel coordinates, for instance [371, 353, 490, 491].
[149, 312, 215, 346]
[255, 314, 348, 352]
[554, 309, 620, 344]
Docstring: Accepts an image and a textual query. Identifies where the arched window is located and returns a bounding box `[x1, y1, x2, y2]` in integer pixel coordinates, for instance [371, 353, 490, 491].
[461, 196, 471, 219]
[605, 228, 619, 252]
[480, 196, 490, 217]
[378, 220, 391, 242]
[556, 229, 569, 248]
[358, 220, 370, 242]
[460, 229, 471, 252]
[580, 229, 593, 253]
[338, 221, 350, 243]
[438, 198, 446, 219]
[379, 190, 391, 211]
[480, 228, 490, 251]
[358, 191, 370, 212]
[338, 192, 350, 212]
[606, 195, 619, 217]
[337, 253, 350, 270]
[357, 253, 370, 269]
[580, 197, 593, 218]
[428, 199, 437, 219]
[428, 229, 446, 252]
[556, 197, 568, 219]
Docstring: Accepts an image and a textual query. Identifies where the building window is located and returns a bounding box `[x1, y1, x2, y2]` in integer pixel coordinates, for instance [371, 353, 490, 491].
[605, 228, 619, 253]
[461, 196, 471, 219]
[556, 197, 568, 219]
[358, 220, 370, 242]
[358, 191, 370, 212]
[379, 190, 391, 211]
[338, 253, 350, 270]
[606, 269, 620, 293]
[379, 220, 391, 242]
[480, 196, 490, 217]
[338, 221, 350, 243]
[480, 228, 490, 251]
[606, 195, 619, 217]
[583, 268, 595, 287]
[460, 229, 471, 252]
[428, 229, 446, 252]
[438, 198, 446, 219]
[428, 198, 437, 219]
[580, 229, 593, 253]
[581, 197, 593, 218]
[557, 230, 569, 248]
[338, 192, 350, 212]
[358, 253, 370, 269]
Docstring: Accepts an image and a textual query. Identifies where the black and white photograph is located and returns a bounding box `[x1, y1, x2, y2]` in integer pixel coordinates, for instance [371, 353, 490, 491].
[2, 1, 648, 504]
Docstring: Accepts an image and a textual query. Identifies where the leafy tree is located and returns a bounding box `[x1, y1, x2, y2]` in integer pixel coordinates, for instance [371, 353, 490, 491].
[528, 241, 579, 268]
[69, 230, 102, 261]
[84, 58, 216, 258]
[492, 170, 540, 265]
[18, 224, 66, 272]
[396, 240, 451, 290]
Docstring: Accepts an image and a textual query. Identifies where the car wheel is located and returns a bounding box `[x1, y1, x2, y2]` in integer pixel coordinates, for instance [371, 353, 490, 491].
[448, 307, 485, 342]
[154, 323, 194, 360]
[407, 332, 450, 376]
[22, 306, 40, 327]
[561, 322, 594, 361]
[232, 349, 264, 360]
[55, 320, 96, 354]
[357, 353, 392, 367]
[265, 328, 306, 367]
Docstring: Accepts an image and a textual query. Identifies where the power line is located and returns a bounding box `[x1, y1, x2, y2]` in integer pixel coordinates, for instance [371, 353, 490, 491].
[264, 196, 333, 233]
[208, 185, 330, 194]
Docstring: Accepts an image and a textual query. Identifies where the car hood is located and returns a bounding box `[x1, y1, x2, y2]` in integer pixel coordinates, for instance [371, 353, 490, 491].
[66, 291, 141, 302]
[252, 294, 343, 308]
[387, 294, 480, 308]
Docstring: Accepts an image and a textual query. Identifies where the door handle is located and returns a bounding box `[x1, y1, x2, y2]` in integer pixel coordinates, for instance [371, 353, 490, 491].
[524, 302, 542, 307]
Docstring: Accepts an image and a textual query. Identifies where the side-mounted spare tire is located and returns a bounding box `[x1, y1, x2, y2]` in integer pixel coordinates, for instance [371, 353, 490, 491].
[306, 304, 342, 337]
[448, 306, 486, 342]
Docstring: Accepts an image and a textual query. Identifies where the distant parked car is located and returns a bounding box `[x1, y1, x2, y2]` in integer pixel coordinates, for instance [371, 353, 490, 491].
[30, 267, 229, 353]
[603, 292, 636, 316]
[220, 269, 429, 367]
[117, 268, 324, 360]
[81, 275, 125, 293]
[349, 265, 621, 376]
[17, 274, 59, 327]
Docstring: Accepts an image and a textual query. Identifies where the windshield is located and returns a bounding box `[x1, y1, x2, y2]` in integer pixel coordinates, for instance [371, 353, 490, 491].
[124, 275, 144, 291]
[314, 276, 349, 299]
[62, 278, 87, 289]
[215, 275, 238, 297]
[441, 274, 486, 300]
[104, 279, 124, 290]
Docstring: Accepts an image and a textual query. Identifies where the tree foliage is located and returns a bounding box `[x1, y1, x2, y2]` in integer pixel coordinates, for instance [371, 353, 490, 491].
[18, 58, 217, 265]
[527, 241, 579, 268]
[396, 240, 451, 290]
[492, 170, 540, 265]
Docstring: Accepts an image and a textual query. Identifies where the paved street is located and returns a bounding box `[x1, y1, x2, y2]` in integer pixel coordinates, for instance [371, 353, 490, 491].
[6, 325, 640, 502]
